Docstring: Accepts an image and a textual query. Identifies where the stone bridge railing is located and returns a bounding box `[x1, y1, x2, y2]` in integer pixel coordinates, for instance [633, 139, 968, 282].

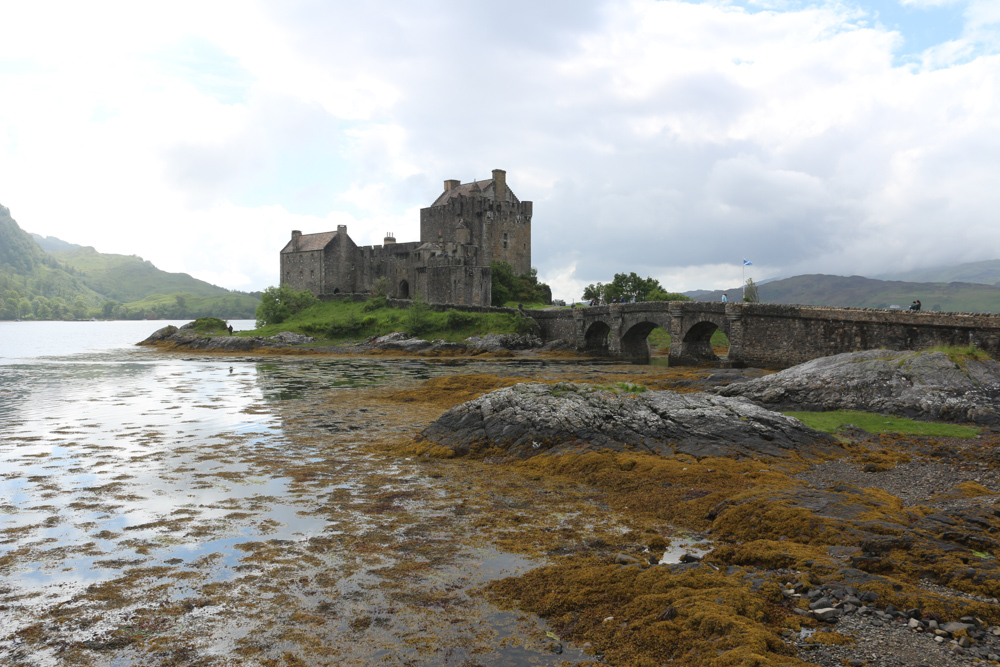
[527, 302, 1000, 368]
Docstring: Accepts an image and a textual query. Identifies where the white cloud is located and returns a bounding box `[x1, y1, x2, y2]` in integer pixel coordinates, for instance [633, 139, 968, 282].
[0, 0, 998, 300]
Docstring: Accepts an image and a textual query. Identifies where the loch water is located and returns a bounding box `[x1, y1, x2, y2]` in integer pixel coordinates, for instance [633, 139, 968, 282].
[0, 321, 609, 665]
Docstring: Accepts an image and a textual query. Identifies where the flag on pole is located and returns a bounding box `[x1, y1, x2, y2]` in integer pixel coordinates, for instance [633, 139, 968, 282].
[743, 259, 752, 266]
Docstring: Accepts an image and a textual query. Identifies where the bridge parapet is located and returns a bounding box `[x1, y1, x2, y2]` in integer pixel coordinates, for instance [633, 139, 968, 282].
[528, 302, 1000, 369]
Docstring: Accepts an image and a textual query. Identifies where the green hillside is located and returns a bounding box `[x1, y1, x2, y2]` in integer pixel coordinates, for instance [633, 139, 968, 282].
[1, 205, 105, 318]
[50, 245, 232, 302]
[0, 204, 259, 320]
[878, 259, 1000, 286]
[691, 274, 1000, 313]
[31, 233, 82, 253]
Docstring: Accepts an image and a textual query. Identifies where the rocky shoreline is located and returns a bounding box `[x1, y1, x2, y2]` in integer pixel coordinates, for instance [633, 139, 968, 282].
[133, 323, 1000, 666]
[414, 359, 1000, 666]
[138, 324, 565, 357]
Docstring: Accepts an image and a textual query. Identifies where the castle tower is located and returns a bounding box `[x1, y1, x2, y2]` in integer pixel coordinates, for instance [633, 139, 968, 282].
[419, 168, 531, 275]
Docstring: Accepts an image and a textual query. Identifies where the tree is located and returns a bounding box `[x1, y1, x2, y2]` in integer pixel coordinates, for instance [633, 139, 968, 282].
[742, 278, 760, 303]
[646, 288, 692, 302]
[490, 262, 551, 307]
[583, 273, 689, 303]
[371, 276, 390, 297]
[71, 297, 88, 319]
[255, 284, 320, 327]
[582, 282, 606, 303]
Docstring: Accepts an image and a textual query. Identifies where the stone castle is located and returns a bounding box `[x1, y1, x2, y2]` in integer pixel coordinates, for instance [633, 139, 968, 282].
[280, 169, 531, 306]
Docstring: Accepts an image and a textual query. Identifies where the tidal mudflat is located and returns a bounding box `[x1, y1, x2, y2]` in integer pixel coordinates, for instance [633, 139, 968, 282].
[1, 348, 686, 666]
[6, 342, 1000, 666]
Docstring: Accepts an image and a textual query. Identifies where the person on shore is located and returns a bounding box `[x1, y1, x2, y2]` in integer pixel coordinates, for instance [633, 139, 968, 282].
[228, 324, 233, 335]
[721, 293, 728, 303]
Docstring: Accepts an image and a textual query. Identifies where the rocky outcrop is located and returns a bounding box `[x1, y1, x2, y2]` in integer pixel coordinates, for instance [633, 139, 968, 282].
[465, 333, 543, 352]
[420, 382, 840, 460]
[718, 350, 1000, 424]
[138, 327, 315, 352]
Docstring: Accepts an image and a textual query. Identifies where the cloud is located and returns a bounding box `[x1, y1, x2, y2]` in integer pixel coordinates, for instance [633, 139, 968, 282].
[0, 0, 998, 298]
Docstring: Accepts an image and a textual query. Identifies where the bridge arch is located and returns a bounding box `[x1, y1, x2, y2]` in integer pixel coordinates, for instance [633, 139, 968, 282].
[583, 321, 612, 355]
[620, 321, 660, 364]
[670, 317, 730, 365]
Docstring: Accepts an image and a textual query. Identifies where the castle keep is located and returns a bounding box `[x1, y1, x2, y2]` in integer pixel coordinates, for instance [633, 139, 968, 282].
[279, 169, 531, 306]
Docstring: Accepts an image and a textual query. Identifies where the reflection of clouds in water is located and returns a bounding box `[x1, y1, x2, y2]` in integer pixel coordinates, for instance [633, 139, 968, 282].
[0, 348, 322, 609]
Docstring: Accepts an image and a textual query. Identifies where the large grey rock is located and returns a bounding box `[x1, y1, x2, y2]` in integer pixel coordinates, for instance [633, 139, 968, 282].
[370, 332, 433, 352]
[465, 333, 543, 352]
[266, 331, 316, 345]
[420, 382, 840, 460]
[138, 328, 311, 351]
[717, 350, 1000, 424]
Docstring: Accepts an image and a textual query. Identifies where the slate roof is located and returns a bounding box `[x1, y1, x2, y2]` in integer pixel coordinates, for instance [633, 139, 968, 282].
[280, 231, 337, 254]
[430, 178, 519, 207]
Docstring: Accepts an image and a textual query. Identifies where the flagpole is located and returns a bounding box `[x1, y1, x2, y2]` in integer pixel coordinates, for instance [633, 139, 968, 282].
[742, 260, 745, 301]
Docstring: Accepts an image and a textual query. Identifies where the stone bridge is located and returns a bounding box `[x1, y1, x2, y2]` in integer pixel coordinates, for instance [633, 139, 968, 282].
[527, 302, 1000, 368]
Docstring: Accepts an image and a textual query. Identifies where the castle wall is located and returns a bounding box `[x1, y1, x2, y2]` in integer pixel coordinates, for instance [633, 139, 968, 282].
[281, 171, 531, 308]
[420, 196, 532, 275]
[281, 249, 325, 294]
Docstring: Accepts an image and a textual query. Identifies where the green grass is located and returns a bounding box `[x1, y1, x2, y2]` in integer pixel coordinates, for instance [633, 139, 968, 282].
[503, 300, 550, 310]
[784, 410, 980, 438]
[647, 327, 729, 351]
[250, 298, 537, 343]
[188, 317, 230, 335]
[916, 344, 992, 364]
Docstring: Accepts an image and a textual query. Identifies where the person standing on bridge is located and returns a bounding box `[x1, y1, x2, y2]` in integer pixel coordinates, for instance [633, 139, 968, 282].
[721, 293, 728, 303]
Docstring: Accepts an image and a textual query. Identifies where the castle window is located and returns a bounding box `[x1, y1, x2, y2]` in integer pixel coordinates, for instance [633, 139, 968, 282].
[503, 233, 508, 249]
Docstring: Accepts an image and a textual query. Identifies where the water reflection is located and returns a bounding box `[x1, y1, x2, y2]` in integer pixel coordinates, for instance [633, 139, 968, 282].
[1, 338, 607, 665]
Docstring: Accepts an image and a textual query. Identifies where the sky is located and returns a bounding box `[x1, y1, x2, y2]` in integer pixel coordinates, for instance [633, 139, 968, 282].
[0, 0, 998, 302]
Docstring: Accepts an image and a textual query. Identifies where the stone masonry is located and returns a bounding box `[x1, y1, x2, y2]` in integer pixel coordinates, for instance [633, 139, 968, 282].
[529, 302, 1000, 367]
[279, 170, 532, 306]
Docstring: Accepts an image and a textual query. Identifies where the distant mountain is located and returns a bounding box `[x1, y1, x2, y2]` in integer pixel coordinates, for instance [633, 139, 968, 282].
[688, 274, 1000, 313]
[49, 245, 232, 303]
[877, 259, 1000, 286]
[0, 203, 259, 320]
[30, 233, 82, 253]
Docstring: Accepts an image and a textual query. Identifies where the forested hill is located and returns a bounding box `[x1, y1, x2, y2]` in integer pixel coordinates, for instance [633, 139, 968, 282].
[0, 204, 259, 320]
[49, 246, 232, 303]
[690, 274, 1000, 313]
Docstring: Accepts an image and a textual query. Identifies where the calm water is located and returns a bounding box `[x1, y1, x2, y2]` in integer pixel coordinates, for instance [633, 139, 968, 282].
[0, 321, 601, 666]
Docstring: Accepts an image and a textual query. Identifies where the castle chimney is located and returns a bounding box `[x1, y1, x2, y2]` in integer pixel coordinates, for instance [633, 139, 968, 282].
[492, 169, 507, 201]
[384, 232, 396, 245]
[337, 225, 347, 237]
[444, 179, 460, 191]
[291, 230, 301, 251]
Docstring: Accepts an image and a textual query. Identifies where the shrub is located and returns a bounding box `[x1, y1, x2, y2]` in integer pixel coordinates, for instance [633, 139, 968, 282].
[255, 284, 319, 327]
[406, 294, 433, 335]
[189, 317, 228, 335]
[362, 296, 387, 312]
[446, 310, 478, 331]
[327, 310, 363, 337]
